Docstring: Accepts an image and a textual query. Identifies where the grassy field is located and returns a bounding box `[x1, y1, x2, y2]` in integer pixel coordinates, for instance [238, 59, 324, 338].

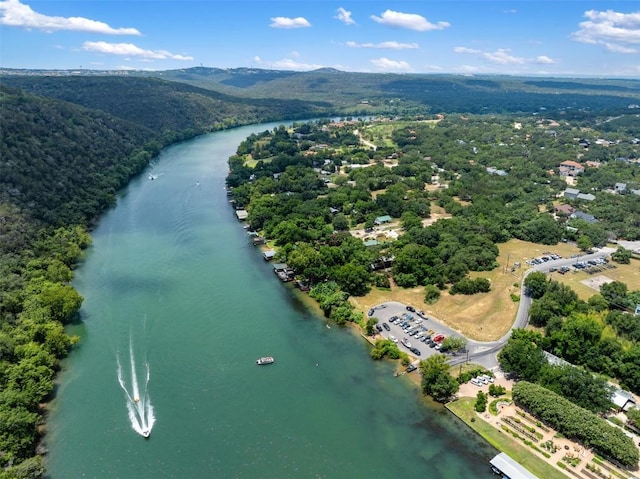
[552, 258, 640, 301]
[352, 238, 588, 341]
[446, 398, 569, 479]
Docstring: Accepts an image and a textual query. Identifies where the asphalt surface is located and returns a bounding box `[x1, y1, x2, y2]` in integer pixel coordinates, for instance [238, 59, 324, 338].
[371, 246, 616, 371]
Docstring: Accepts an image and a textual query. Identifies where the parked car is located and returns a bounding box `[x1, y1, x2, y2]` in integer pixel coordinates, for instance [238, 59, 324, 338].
[375, 324, 383, 332]
[410, 347, 422, 356]
[368, 308, 374, 317]
[382, 323, 390, 331]
[389, 335, 398, 343]
[406, 305, 416, 312]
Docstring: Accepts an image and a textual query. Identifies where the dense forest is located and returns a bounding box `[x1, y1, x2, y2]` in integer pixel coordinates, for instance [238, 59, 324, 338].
[1, 69, 639, 477]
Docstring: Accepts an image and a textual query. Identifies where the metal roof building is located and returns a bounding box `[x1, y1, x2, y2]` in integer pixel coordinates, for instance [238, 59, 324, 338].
[489, 453, 538, 479]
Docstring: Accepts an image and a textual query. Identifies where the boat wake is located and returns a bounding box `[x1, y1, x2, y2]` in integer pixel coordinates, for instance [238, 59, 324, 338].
[116, 335, 155, 438]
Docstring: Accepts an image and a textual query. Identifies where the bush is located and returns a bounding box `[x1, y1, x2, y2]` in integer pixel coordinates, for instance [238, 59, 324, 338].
[488, 384, 506, 397]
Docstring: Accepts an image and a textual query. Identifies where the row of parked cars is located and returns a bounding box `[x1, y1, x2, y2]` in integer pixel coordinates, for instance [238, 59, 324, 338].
[525, 253, 562, 266]
[470, 374, 494, 386]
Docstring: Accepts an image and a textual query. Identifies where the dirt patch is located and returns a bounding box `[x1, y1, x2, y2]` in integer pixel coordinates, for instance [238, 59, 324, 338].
[580, 274, 614, 291]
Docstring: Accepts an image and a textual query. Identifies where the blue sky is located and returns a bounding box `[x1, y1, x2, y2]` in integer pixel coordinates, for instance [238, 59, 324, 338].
[1, 0, 638, 77]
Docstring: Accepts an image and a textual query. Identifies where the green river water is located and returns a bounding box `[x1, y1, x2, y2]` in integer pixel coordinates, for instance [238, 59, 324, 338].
[45, 123, 497, 478]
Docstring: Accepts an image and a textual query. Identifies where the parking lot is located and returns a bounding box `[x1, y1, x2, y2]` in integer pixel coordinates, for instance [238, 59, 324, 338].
[368, 301, 465, 364]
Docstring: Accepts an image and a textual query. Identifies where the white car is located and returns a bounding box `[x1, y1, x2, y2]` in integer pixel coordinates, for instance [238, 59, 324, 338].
[414, 318, 423, 324]
[389, 335, 398, 343]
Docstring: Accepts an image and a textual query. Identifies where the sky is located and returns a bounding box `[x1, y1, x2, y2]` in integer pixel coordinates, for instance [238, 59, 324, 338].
[0, 0, 639, 77]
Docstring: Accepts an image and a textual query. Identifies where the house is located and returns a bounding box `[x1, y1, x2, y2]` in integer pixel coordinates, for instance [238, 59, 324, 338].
[554, 204, 575, 216]
[486, 166, 508, 176]
[570, 211, 598, 223]
[576, 192, 595, 201]
[370, 256, 395, 271]
[563, 188, 580, 199]
[374, 215, 392, 225]
[363, 239, 381, 247]
[611, 389, 636, 412]
[262, 250, 276, 261]
[235, 209, 249, 221]
[614, 182, 627, 193]
[559, 160, 585, 176]
[273, 263, 294, 282]
[329, 207, 340, 214]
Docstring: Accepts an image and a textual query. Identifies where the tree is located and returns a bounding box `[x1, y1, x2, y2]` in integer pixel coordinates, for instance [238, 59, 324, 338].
[524, 271, 548, 299]
[474, 390, 487, 412]
[420, 354, 459, 402]
[611, 246, 632, 264]
[576, 235, 593, 252]
[424, 284, 441, 304]
[440, 336, 466, 353]
[334, 262, 371, 296]
[488, 384, 506, 397]
[600, 281, 630, 311]
[497, 333, 546, 382]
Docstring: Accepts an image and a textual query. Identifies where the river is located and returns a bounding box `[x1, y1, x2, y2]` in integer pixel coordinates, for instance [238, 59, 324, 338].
[45, 122, 497, 478]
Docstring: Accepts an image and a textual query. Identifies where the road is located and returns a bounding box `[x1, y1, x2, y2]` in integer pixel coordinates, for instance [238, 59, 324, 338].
[372, 247, 616, 371]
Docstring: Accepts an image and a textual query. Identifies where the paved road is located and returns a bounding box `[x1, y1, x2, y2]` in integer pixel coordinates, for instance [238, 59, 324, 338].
[372, 247, 616, 371]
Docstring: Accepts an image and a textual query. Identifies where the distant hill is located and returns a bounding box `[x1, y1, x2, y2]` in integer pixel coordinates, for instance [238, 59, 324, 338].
[128, 67, 640, 114]
[0, 75, 333, 133]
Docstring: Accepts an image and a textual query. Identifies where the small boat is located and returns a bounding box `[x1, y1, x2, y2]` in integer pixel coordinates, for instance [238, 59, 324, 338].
[256, 356, 275, 365]
[141, 429, 150, 438]
[134, 397, 140, 403]
[401, 338, 412, 349]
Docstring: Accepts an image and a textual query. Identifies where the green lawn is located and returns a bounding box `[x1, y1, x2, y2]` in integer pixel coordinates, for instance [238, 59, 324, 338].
[446, 398, 569, 479]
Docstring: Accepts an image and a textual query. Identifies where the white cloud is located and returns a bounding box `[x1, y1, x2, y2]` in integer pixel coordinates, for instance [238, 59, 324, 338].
[346, 40, 418, 50]
[604, 43, 637, 53]
[572, 10, 640, 53]
[455, 46, 526, 64]
[482, 49, 525, 64]
[271, 58, 324, 71]
[454, 46, 481, 54]
[254, 56, 262, 63]
[370, 10, 450, 31]
[0, 0, 140, 34]
[336, 7, 355, 25]
[534, 55, 558, 64]
[269, 16, 311, 29]
[82, 41, 193, 60]
[370, 57, 413, 72]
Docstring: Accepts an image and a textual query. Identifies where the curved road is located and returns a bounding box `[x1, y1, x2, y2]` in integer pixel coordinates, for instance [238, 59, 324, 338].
[373, 247, 615, 371]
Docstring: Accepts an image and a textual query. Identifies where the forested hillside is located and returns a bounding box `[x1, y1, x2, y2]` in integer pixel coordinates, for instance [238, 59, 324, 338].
[0, 76, 333, 133]
[133, 67, 640, 115]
